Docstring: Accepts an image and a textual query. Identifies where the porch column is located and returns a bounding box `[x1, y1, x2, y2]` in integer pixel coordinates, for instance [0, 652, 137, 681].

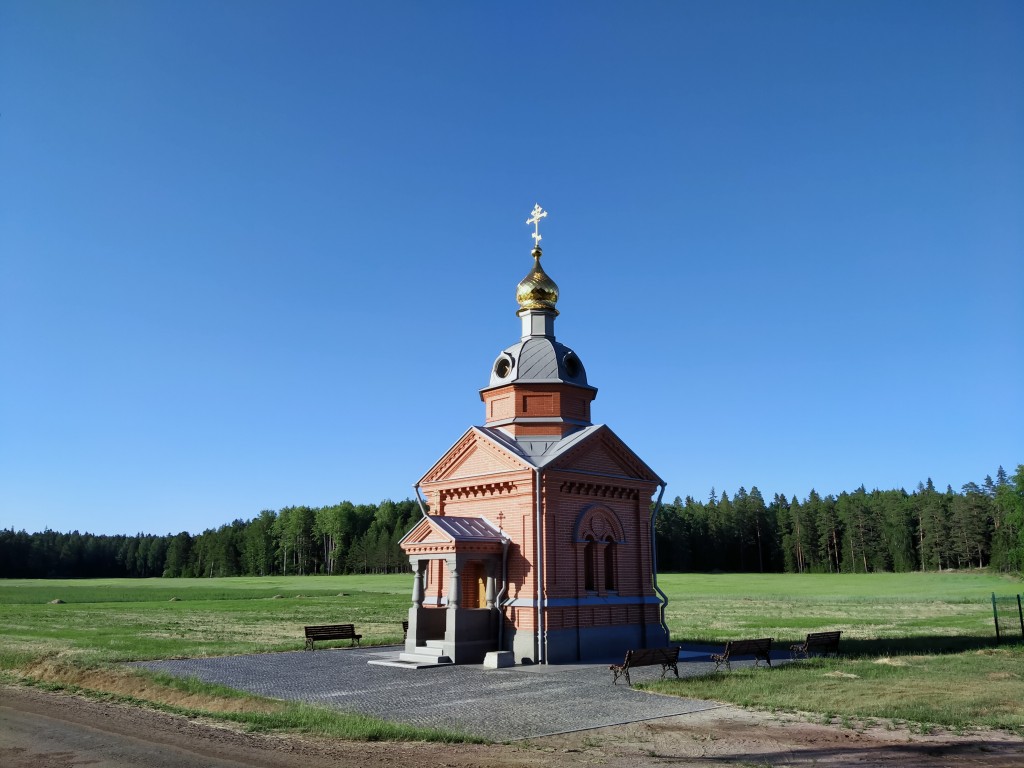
[406, 558, 427, 654]
[485, 560, 497, 610]
[411, 559, 424, 608]
[447, 556, 460, 610]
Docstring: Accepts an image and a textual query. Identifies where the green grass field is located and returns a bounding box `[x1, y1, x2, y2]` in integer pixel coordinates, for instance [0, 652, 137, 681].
[649, 571, 1024, 734]
[0, 575, 413, 667]
[2, 571, 1023, 736]
[659, 571, 1022, 651]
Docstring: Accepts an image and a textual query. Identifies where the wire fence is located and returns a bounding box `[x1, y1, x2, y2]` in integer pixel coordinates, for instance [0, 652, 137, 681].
[991, 592, 1024, 643]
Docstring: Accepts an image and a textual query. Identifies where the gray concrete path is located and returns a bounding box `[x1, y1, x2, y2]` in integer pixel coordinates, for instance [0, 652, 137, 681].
[135, 646, 747, 741]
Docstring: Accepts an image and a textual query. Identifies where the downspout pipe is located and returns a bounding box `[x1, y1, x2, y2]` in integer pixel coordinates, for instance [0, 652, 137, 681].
[495, 538, 510, 650]
[534, 467, 545, 664]
[413, 484, 428, 519]
[650, 483, 670, 642]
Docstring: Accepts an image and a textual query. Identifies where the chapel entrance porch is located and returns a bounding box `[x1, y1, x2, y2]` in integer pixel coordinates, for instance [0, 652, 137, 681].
[398, 516, 508, 665]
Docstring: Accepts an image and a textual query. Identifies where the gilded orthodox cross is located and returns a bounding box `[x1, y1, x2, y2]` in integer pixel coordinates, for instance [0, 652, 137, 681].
[526, 203, 548, 247]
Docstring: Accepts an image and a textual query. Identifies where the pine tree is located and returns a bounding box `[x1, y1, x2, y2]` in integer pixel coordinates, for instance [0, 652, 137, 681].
[836, 487, 878, 572]
[950, 485, 990, 568]
[715, 492, 735, 571]
[748, 486, 770, 572]
[915, 479, 950, 570]
[993, 465, 1024, 572]
[810, 491, 841, 573]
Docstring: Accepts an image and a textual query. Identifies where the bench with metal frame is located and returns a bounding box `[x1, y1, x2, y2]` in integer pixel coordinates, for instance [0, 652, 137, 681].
[790, 630, 841, 659]
[710, 637, 773, 672]
[609, 646, 682, 686]
[303, 623, 362, 650]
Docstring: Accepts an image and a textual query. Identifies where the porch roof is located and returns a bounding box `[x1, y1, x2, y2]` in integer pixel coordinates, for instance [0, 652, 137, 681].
[429, 515, 506, 542]
[400, 514, 508, 556]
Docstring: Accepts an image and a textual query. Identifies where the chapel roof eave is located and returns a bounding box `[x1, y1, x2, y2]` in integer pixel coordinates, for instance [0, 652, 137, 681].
[478, 378, 598, 398]
[479, 423, 664, 484]
[415, 426, 536, 486]
[564, 423, 666, 485]
[417, 423, 664, 486]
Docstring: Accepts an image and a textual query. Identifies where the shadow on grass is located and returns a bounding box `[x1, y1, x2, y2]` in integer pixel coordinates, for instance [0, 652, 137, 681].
[822, 635, 1022, 657]
[681, 740, 1024, 766]
[678, 634, 1023, 658]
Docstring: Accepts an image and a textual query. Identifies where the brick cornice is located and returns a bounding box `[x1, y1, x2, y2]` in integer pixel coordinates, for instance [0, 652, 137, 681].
[556, 479, 640, 501]
[440, 480, 518, 502]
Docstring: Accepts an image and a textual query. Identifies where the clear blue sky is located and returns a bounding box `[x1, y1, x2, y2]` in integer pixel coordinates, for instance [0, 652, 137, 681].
[2, 1, 1021, 536]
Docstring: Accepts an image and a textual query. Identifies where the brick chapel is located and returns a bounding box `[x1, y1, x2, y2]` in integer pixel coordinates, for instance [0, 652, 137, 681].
[398, 205, 670, 665]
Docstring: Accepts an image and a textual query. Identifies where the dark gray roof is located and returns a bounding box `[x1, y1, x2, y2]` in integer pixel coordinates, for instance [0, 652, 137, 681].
[484, 337, 593, 391]
[428, 515, 506, 542]
[418, 424, 663, 485]
[476, 424, 602, 468]
[475, 424, 663, 483]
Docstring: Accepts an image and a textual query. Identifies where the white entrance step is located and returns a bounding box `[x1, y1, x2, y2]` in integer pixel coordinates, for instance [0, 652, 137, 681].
[407, 643, 449, 659]
[398, 649, 452, 664]
[366, 640, 454, 669]
[368, 648, 454, 669]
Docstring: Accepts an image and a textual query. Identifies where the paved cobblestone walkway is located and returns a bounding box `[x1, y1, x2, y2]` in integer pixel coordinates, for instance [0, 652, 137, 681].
[136, 647, 731, 740]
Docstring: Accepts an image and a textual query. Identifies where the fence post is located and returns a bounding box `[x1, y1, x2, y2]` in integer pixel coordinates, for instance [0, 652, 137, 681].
[992, 592, 1001, 644]
[1018, 594, 1023, 641]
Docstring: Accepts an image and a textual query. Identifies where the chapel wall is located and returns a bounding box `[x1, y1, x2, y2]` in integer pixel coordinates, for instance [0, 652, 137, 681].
[540, 478, 658, 599]
[422, 467, 539, 618]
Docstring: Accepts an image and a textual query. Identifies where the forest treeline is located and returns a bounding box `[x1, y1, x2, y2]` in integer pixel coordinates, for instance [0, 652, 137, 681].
[1, 465, 1022, 579]
[0, 499, 421, 579]
[656, 465, 1024, 575]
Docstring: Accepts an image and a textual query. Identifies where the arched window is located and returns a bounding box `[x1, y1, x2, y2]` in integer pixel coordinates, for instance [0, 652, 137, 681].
[583, 537, 596, 592]
[574, 505, 625, 594]
[604, 537, 616, 591]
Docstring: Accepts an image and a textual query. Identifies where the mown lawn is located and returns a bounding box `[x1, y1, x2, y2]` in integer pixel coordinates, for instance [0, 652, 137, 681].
[644, 646, 1024, 734]
[2, 570, 1022, 735]
[652, 571, 1024, 734]
[0, 575, 411, 666]
[0, 574, 457, 741]
[659, 571, 1021, 650]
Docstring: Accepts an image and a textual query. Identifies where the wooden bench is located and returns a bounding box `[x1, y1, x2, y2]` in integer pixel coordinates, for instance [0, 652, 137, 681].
[790, 630, 841, 659]
[402, 620, 409, 640]
[303, 623, 362, 650]
[710, 637, 773, 672]
[610, 646, 681, 686]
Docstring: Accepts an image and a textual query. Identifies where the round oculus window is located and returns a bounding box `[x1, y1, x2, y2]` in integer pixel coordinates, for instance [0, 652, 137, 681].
[563, 352, 581, 378]
[494, 355, 513, 378]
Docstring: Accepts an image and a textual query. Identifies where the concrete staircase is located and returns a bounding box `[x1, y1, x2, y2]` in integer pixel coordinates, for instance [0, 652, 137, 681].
[399, 640, 453, 665]
[367, 639, 453, 670]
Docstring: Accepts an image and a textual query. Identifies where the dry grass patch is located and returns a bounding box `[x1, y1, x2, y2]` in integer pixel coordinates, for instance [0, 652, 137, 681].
[17, 658, 285, 715]
[988, 672, 1020, 680]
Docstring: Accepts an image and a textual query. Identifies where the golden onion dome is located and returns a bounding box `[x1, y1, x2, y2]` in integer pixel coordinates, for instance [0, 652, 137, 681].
[516, 246, 559, 314]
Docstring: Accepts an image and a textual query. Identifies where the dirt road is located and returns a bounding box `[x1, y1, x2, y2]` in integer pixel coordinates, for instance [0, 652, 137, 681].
[3, 684, 1023, 767]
